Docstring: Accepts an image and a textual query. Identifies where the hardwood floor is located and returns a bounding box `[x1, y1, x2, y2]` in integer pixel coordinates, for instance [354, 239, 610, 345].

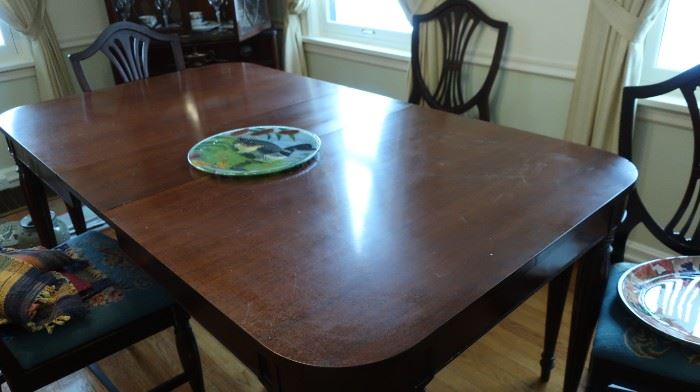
[1, 201, 587, 391]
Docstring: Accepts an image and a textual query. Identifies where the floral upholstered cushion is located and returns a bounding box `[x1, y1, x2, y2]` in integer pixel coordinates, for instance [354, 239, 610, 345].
[0, 231, 173, 369]
[592, 262, 700, 386]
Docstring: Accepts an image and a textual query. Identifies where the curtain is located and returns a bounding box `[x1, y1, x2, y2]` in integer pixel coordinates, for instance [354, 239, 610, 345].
[284, 0, 310, 75]
[399, 0, 443, 101]
[0, 0, 74, 100]
[564, 0, 667, 152]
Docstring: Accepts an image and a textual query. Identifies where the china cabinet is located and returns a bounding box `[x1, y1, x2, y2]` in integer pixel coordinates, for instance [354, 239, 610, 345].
[101, 0, 279, 77]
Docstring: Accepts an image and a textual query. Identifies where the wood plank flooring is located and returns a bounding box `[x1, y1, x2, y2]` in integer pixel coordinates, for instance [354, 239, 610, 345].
[1, 201, 587, 391]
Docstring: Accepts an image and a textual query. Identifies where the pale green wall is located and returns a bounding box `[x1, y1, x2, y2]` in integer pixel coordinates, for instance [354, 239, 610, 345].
[305, 50, 688, 259]
[0, 77, 41, 168]
[63, 47, 116, 92]
[490, 71, 573, 140]
[0, 49, 114, 113]
[306, 55, 574, 140]
[0, 77, 39, 112]
[307, 52, 409, 101]
[628, 119, 692, 257]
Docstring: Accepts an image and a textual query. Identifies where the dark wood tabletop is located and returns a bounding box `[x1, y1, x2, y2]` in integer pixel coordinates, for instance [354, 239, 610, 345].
[0, 63, 637, 391]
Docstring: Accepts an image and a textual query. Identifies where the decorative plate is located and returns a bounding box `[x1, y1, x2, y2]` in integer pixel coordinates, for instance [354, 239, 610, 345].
[618, 256, 700, 347]
[187, 125, 321, 176]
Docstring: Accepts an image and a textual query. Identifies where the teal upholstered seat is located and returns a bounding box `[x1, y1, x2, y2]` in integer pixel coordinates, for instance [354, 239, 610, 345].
[0, 231, 173, 369]
[591, 262, 700, 388]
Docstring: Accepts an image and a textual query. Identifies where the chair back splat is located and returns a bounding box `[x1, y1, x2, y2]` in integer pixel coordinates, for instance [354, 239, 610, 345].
[69, 21, 185, 92]
[408, 0, 508, 120]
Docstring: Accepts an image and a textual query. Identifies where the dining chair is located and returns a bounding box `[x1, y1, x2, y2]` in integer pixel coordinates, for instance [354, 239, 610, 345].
[62, 21, 186, 234]
[69, 21, 186, 93]
[0, 230, 204, 392]
[0, 23, 201, 391]
[547, 64, 700, 391]
[587, 64, 700, 391]
[407, 0, 508, 121]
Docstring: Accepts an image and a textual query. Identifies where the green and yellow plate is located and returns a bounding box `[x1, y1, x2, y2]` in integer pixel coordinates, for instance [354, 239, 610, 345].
[187, 125, 321, 176]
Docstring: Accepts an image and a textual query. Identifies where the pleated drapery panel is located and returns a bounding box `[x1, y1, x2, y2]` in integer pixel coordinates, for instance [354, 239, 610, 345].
[0, 0, 74, 100]
[564, 0, 667, 152]
[284, 0, 310, 75]
[400, 0, 444, 101]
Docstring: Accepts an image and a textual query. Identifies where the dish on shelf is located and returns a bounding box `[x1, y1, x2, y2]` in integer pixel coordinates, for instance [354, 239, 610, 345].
[191, 20, 219, 32]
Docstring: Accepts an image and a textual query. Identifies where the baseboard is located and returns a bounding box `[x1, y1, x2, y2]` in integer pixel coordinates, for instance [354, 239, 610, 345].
[624, 240, 671, 262]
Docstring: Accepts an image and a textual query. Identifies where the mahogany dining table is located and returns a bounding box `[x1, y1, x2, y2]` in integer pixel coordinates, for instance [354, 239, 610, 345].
[0, 63, 636, 391]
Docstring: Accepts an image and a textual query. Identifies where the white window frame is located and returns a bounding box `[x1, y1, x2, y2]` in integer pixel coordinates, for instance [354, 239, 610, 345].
[636, 0, 700, 113]
[306, 0, 412, 52]
[0, 22, 33, 70]
[640, 1, 700, 86]
[640, 3, 672, 85]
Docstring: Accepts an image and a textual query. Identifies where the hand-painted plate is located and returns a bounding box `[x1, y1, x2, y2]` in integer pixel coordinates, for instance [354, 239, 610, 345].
[188, 125, 321, 176]
[618, 256, 700, 347]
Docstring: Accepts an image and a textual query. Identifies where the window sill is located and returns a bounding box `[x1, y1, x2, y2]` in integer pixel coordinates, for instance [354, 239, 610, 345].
[637, 95, 693, 129]
[640, 94, 688, 113]
[303, 36, 410, 71]
[0, 60, 35, 82]
[304, 35, 579, 81]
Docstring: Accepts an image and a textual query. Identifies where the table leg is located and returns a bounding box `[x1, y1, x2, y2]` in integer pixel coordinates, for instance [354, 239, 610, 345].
[539, 265, 573, 382]
[562, 235, 612, 392]
[17, 162, 56, 248]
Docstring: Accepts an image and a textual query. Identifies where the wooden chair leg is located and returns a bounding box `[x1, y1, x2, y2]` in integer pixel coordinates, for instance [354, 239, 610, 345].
[477, 101, 491, 122]
[3, 376, 31, 392]
[540, 265, 573, 382]
[65, 194, 88, 235]
[172, 306, 204, 392]
[586, 360, 606, 392]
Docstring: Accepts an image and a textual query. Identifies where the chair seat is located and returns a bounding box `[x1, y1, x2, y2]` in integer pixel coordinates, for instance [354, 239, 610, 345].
[592, 262, 700, 387]
[0, 231, 173, 369]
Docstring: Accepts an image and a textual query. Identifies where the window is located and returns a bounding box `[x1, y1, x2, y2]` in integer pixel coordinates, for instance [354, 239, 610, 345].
[308, 0, 412, 51]
[643, 0, 700, 84]
[656, 1, 700, 72]
[0, 22, 32, 68]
